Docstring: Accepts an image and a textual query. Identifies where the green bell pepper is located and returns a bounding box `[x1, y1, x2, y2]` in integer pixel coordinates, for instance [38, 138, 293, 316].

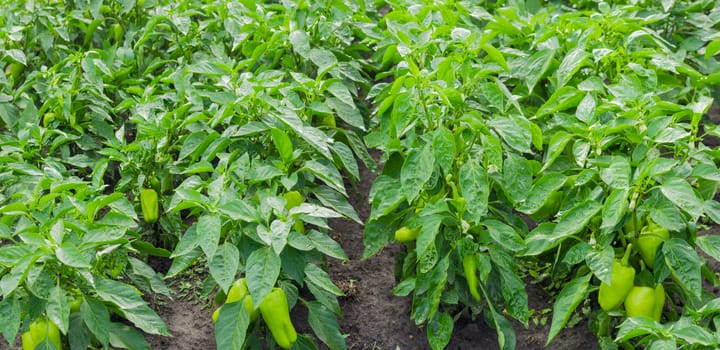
[213, 278, 259, 323]
[625, 283, 665, 322]
[637, 220, 669, 268]
[140, 188, 159, 223]
[462, 254, 482, 301]
[598, 245, 635, 311]
[22, 317, 62, 350]
[259, 288, 297, 349]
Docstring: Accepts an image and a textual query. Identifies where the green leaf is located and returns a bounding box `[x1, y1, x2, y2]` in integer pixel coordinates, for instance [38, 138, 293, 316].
[46, 285, 70, 334]
[56, 242, 91, 268]
[81, 298, 111, 347]
[536, 86, 584, 117]
[289, 30, 311, 59]
[400, 145, 434, 203]
[649, 198, 685, 232]
[172, 225, 202, 258]
[540, 131, 573, 172]
[432, 126, 456, 176]
[673, 323, 715, 346]
[198, 214, 222, 261]
[575, 93, 596, 124]
[660, 178, 703, 220]
[696, 235, 720, 262]
[246, 247, 281, 308]
[705, 39, 720, 59]
[209, 243, 240, 294]
[488, 307, 516, 350]
[551, 200, 602, 242]
[488, 115, 533, 154]
[459, 158, 489, 225]
[503, 152, 532, 205]
[362, 216, 396, 259]
[600, 188, 628, 235]
[95, 279, 169, 336]
[416, 215, 443, 262]
[307, 230, 348, 261]
[585, 245, 615, 285]
[313, 186, 361, 224]
[427, 312, 453, 350]
[69, 312, 92, 350]
[271, 128, 294, 164]
[663, 239, 702, 299]
[306, 301, 347, 350]
[6, 49, 26, 65]
[484, 219, 525, 252]
[600, 156, 631, 190]
[326, 97, 365, 131]
[703, 200, 720, 224]
[546, 273, 591, 345]
[166, 247, 202, 278]
[305, 263, 344, 296]
[331, 141, 360, 182]
[517, 173, 567, 214]
[306, 278, 341, 316]
[614, 317, 662, 342]
[0, 295, 20, 345]
[310, 48, 338, 77]
[493, 253, 529, 324]
[214, 301, 250, 350]
[217, 200, 259, 223]
[108, 322, 151, 350]
[302, 159, 348, 197]
[522, 48, 555, 92]
[556, 47, 589, 88]
[481, 43, 509, 71]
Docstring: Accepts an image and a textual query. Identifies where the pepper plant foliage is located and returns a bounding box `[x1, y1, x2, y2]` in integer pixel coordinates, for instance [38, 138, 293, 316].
[2, 0, 720, 350]
[363, 0, 720, 349]
[1, 0, 375, 349]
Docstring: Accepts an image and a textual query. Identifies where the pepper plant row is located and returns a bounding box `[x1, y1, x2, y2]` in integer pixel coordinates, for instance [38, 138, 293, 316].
[1, 0, 720, 350]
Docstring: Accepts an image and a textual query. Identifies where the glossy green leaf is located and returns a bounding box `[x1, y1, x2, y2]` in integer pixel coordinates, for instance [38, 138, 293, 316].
[246, 247, 281, 308]
[307, 301, 347, 350]
[459, 158, 489, 224]
[663, 238, 702, 299]
[661, 178, 703, 220]
[214, 300, 250, 350]
[547, 274, 591, 345]
[400, 145, 434, 203]
[209, 243, 240, 294]
[198, 214, 222, 261]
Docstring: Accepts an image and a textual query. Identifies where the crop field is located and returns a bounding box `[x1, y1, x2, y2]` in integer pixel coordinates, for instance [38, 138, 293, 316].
[2, 0, 720, 349]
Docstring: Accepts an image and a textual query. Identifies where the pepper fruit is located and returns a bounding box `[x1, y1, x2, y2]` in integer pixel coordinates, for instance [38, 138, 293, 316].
[22, 317, 62, 350]
[653, 284, 665, 322]
[462, 254, 482, 301]
[598, 244, 635, 311]
[226, 278, 259, 322]
[283, 191, 303, 210]
[637, 220, 669, 268]
[625, 284, 664, 322]
[259, 287, 297, 349]
[394, 227, 419, 243]
[140, 188, 159, 223]
[213, 278, 259, 323]
[283, 191, 305, 233]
